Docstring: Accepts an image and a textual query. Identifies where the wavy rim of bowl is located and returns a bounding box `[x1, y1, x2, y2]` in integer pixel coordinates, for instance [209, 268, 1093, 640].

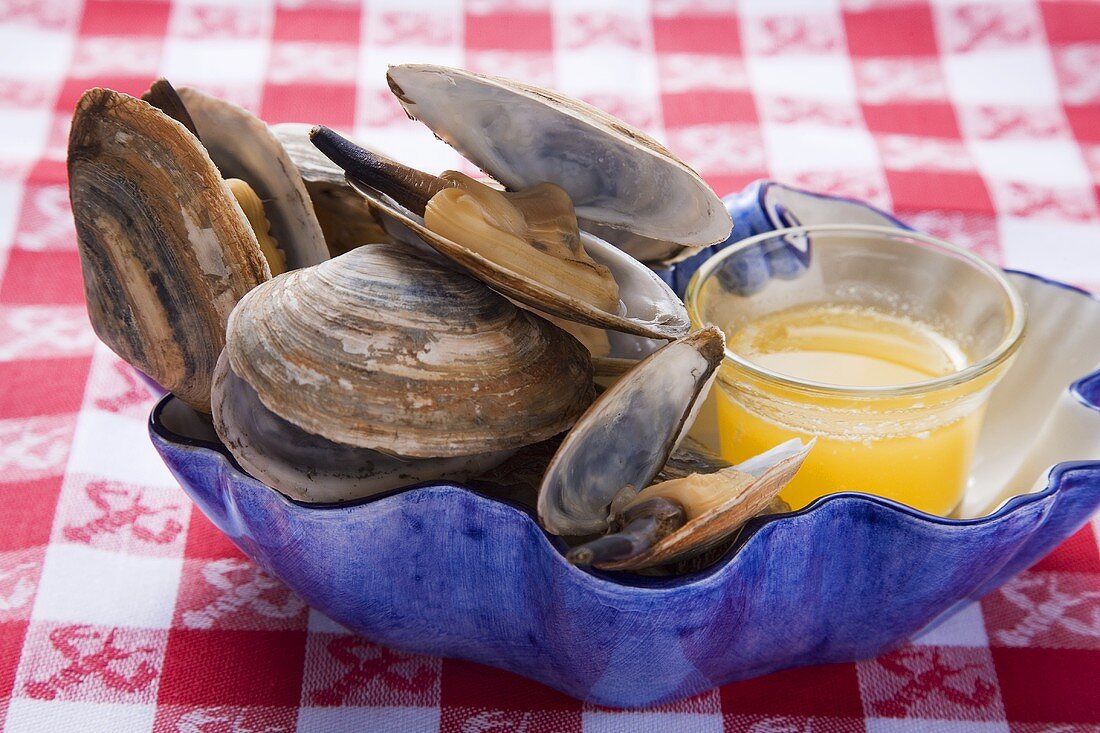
[151, 268, 1100, 590]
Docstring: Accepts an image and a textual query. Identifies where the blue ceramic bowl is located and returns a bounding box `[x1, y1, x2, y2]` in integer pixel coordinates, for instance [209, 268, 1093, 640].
[148, 182, 1100, 708]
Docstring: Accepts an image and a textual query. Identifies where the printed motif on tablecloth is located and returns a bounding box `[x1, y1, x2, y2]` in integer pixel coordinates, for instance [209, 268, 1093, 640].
[0, 414, 76, 483]
[876, 135, 975, 173]
[898, 209, 1002, 263]
[69, 37, 162, 79]
[790, 170, 891, 212]
[1053, 45, 1100, 106]
[724, 715, 866, 733]
[51, 475, 186, 558]
[301, 634, 441, 708]
[757, 95, 861, 128]
[743, 12, 844, 56]
[89, 360, 154, 421]
[666, 123, 766, 178]
[13, 622, 166, 704]
[853, 58, 949, 105]
[558, 12, 646, 51]
[987, 180, 1100, 223]
[0, 80, 53, 110]
[12, 183, 74, 252]
[934, 3, 1043, 55]
[0, 0, 78, 31]
[658, 55, 749, 93]
[465, 51, 554, 86]
[957, 104, 1071, 141]
[372, 11, 458, 47]
[172, 558, 307, 632]
[857, 645, 1006, 721]
[983, 571, 1100, 650]
[267, 42, 357, 86]
[0, 306, 94, 361]
[0, 548, 44, 623]
[152, 704, 297, 733]
[170, 3, 267, 41]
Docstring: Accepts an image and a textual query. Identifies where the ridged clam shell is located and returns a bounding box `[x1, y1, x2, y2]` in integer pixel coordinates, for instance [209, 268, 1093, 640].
[212, 353, 515, 503]
[177, 89, 329, 270]
[224, 243, 596, 458]
[386, 64, 732, 255]
[538, 327, 725, 536]
[68, 88, 270, 412]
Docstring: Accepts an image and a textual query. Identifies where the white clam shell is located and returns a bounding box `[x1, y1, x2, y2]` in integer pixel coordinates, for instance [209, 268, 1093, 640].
[386, 64, 732, 255]
[178, 88, 329, 270]
[538, 328, 726, 536]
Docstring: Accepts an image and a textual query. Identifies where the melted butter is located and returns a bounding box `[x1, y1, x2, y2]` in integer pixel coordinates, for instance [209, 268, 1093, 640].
[729, 303, 966, 387]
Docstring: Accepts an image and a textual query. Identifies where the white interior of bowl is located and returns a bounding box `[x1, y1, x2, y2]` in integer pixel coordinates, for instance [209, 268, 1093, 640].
[689, 272, 1100, 519]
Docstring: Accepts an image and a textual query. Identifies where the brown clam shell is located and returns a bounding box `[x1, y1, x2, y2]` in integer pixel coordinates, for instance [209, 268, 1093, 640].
[68, 88, 269, 412]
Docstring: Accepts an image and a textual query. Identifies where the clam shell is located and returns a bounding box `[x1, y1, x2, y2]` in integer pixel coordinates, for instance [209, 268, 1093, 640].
[597, 440, 809, 571]
[176, 88, 329, 270]
[212, 353, 514, 503]
[348, 179, 690, 341]
[225, 242, 595, 458]
[68, 88, 269, 412]
[271, 122, 391, 257]
[537, 327, 725, 536]
[386, 64, 731, 254]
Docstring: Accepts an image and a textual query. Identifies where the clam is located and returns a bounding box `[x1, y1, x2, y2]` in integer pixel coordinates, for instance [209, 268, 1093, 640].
[271, 122, 391, 257]
[212, 242, 596, 501]
[68, 88, 270, 412]
[311, 127, 692, 342]
[212, 352, 514, 504]
[537, 327, 810, 571]
[70, 81, 331, 413]
[172, 86, 329, 271]
[384, 64, 731, 261]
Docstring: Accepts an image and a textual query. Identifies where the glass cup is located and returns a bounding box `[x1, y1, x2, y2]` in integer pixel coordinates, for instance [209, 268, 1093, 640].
[684, 224, 1027, 516]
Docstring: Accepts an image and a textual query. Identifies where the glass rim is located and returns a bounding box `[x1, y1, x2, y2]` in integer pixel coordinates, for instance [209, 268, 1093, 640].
[684, 223, 1028, 397]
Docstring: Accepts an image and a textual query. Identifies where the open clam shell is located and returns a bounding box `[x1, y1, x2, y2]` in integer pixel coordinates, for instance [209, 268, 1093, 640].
[225, 242, 596, 459]
[212, 353, 514, 503]
[271, 122, 391, 257]
[176, 88, 329, 270]
[343, 175, 690, 341]
[538, 328, 726, 536]
[596, 439, 809, 571]
[386, 64, 732, 257]
[68, 88, 270, 412]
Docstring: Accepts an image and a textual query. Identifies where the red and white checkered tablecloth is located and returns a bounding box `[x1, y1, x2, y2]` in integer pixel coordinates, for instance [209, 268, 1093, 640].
[1, 0, 1099, 730]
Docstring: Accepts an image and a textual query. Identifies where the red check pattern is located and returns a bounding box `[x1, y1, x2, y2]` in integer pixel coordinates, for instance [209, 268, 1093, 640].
[1, 0, 1099, 730]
